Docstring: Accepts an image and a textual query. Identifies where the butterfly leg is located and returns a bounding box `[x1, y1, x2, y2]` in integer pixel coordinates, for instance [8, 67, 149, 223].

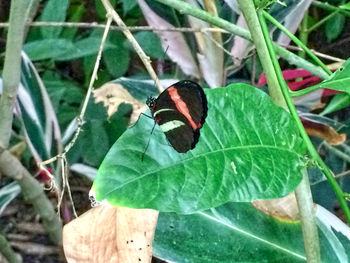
[141, 121, 157, 162]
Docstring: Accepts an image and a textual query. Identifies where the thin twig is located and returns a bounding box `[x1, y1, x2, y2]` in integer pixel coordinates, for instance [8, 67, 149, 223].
[280, 44, 345, 63]
[39, 18, 113, 216]
[101, 0, 163, 93]
[39, 17, 113, 169]
[64, 156, 78, 218]
[0, 21, 228, 33]
[335, 170, 350, 179]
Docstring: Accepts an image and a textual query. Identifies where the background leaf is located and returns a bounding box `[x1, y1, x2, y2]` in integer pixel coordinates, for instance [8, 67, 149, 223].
[153, 202, 350, 263]
[92, 83, 306, 213]
[318, 58, 350, 95]
[40, 0, 70, 39]
[325, 13, 345, 42]
[133, 31, 164, 59]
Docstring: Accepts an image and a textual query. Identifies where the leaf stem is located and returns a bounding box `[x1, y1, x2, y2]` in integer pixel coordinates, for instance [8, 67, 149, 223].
[290, 82, 323, 97]
[257, 10, 350, 225]
[312, 0, 350, 17]
[307, 10, 341, 33]
[263, 11, 332, 75]
[298, 11, 308, 59]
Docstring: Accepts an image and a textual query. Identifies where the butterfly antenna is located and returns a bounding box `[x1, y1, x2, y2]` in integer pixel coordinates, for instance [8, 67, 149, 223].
[141, 122, 157, 161]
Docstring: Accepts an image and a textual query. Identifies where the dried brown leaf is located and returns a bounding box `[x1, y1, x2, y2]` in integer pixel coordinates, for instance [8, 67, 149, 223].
[304, 121, 346, 146]
[93, 83, 147, 125]
[63, 205, 158, 263]
[252, 193, 300, 222]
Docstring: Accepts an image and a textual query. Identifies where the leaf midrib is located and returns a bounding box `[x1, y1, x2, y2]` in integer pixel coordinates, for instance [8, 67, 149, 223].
[199, 211, 306, 260]
[102, 144, 304, 198]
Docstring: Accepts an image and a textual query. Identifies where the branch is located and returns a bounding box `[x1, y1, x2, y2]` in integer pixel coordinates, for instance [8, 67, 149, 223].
[0, 0, 28, 148]
[0, 21, 227, 33]
[0, 233, 21, 263]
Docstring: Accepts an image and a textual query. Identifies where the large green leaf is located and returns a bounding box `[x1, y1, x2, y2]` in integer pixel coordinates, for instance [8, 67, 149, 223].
[153, 203, 350, 263]
[316, 59, 350, 95]
[91, 83, 306, 213]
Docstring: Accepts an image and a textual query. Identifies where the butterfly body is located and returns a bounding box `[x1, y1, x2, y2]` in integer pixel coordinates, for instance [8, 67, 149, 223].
[146, 80, 208, 153]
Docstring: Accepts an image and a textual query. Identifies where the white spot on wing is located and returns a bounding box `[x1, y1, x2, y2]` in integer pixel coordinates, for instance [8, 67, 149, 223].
[160, 120, 185, 132]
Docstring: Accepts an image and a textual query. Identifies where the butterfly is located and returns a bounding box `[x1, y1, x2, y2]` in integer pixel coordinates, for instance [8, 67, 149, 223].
[146, 80, 208, 153]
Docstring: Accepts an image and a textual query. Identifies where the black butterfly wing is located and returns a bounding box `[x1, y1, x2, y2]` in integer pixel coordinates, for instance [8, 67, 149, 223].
[151, 80, 207, 153]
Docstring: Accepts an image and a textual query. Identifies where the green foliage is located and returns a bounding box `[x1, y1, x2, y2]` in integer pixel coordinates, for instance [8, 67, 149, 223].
[254, 0, 286, 9]
[325, 13, 345, 42]
[103, 32, 131, 77]
[321, 93, 350, 115]
[318, 58, 350, 95]
[133, 31, 164, 58]
[95, 0, 116, 19]
[92, 84, 306, 213]
[40, 0, 70, 38]
[154, 202, 349, 263]
[61, 4, 86, 39]
[122, 0, 138, 15]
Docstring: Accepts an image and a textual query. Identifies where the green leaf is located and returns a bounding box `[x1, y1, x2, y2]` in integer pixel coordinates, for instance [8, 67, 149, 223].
[24, 39, 76, 61]
[122, 0, 138, 14]
[325, 14, 345, 42]
[320, 93, 350, 115]
[81, 120, 110, 167]
[58, 37, 116, 61]
[103, 48, 130, 77]
[95, 0, 116, 20]
[0, 182, 21, 216]
[18, 54, 61, 163]
[154, 202, 349, 263]
[92, 83, 306, 213]
[133, 31, 164, 59]
[340, 3, 350, 11]
[317, 59, 350, 95]
[61, 4, 86, 40]
[24, 38, 116, 61]
[40, 0, 70, 38]
[103, 32, 130, 77]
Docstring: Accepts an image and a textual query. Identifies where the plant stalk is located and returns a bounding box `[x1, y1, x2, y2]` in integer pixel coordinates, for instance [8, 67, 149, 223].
[0, 0, 28, 148]
[263, 11, 331, 75]
[236, 0, 285, 107]
[257, 9, 321, 262]
[0, 233, 21, 263]
[257, 10, 350, 225]
[298, 11, 308, 59]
